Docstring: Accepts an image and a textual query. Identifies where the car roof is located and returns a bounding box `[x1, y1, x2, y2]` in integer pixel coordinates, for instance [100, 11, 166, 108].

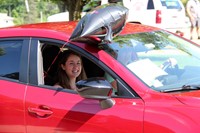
[0, 21, 160, 41]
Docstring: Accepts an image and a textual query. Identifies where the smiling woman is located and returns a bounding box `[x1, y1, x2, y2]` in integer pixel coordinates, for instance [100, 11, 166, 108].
[53, 50, 87, 90]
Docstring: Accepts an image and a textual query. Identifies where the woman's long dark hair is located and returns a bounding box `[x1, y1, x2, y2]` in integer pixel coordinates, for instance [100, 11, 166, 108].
[55, 50, 87, 89]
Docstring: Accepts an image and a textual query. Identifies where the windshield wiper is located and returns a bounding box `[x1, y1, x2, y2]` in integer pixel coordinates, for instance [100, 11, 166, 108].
[160, 84, 200, 93]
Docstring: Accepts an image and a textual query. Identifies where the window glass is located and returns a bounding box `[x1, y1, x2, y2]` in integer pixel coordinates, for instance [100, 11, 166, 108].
[106, 31, 200, 92]
[147, 0, 154, 9]
[0, 40, 22, 80]
[160, 0, 182, 9]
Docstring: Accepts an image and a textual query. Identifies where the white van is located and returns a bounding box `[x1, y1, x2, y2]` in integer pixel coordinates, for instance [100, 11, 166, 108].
[102, 0, 190, 32]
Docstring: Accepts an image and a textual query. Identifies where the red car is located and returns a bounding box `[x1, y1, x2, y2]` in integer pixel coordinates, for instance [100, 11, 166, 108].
[1, 4, 200, 133]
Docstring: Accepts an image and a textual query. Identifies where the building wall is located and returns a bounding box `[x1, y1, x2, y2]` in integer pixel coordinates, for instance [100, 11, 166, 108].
[0, 13, 14, 28]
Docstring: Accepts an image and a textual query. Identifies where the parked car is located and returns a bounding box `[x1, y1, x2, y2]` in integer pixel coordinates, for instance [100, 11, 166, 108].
[102, 0, 190, 32]
[1, 4, 200, 133]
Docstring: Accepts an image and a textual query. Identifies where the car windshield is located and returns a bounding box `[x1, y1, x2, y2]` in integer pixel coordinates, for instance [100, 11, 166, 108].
[105, 30, 200, 92]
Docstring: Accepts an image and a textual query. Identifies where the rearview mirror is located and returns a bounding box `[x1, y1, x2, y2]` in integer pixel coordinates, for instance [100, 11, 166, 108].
[76, 77, 115, 109]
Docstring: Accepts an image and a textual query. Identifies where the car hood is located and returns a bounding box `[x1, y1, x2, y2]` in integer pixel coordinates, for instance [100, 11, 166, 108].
[173, 90, 200, 106]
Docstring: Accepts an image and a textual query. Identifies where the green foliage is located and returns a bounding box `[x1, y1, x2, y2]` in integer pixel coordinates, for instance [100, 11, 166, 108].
[0, 0, 59, 25]
[83, 0, 101, 11]
[0, 0, 25, 24]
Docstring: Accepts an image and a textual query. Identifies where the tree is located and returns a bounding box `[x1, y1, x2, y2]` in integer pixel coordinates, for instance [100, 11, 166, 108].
[24, 0, 38, 24]
[50, 0, 93, 21]
[0, 0, 27, 24]
[0, 0, 60, 25]
[24, 0, 59, 23]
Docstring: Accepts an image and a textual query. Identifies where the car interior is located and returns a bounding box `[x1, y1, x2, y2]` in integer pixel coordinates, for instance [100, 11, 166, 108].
[42, 44, 60, 86]
[41, 43, 105, 87]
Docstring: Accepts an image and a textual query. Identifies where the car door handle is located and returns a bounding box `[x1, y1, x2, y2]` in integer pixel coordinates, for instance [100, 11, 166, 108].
[28, 105, 53, 118]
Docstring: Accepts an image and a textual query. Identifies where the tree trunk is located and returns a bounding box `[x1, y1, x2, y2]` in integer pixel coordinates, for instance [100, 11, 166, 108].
[24, 0, 37, 24]
[55, 0, 90, 21]
[62, 0, 88, 21]
[74, 0, 83, 20]
[66, 0, 82, 21]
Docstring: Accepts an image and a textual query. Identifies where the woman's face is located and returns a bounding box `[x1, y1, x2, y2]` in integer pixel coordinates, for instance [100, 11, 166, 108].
[61, 54, 82, 79]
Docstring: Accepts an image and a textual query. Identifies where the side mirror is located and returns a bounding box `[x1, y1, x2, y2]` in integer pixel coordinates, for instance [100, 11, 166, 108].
[76, 77, 115, 109]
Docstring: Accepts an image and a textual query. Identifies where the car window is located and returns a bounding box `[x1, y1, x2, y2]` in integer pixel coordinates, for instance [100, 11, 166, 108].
[0, 40, 22, 80]
[160, 0, 182, 9]
[107, 30, 200, 92]
[83, 57, 135, 97]
[40, 42, 134, 97]
[147, 0, 154, 9]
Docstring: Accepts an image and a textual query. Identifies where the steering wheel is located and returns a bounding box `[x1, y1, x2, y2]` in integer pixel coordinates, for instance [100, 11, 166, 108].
[156, 58, 179, 85]
[161, 58, 179, 75]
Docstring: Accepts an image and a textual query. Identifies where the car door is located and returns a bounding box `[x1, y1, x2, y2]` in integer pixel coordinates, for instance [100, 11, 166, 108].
[24, 39, 144, 133]
[0, 38, 30, 132]
[26, 86, 144, 133]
